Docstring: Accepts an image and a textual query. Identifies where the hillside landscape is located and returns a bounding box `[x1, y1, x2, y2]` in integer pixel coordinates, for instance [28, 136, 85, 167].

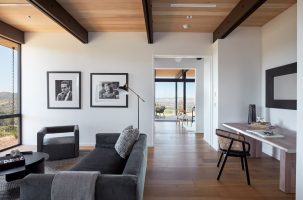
[0, 92, 19, 150]
[0, 92, 17, 115]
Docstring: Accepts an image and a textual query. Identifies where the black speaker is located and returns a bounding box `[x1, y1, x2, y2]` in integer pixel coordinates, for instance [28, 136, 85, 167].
[248, 104, 256, 124]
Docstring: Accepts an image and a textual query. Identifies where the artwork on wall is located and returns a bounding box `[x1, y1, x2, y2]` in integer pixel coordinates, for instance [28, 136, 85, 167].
[266, 62, 297, 110]
[47, 71, 81, 109]
[90, 73, 128, 107]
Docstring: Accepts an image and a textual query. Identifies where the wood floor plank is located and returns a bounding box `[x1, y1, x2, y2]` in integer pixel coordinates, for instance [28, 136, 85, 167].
[144, 122, 295, 200]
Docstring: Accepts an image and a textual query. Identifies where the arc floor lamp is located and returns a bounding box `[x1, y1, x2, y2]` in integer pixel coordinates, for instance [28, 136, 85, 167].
[118, 84, 145, 130]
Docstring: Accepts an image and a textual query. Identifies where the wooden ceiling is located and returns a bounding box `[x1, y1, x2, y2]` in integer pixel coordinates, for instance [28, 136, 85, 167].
[156, 69, 195, 78]
[57, 0, 146, 32]
[0, 36, 19, 48]
[0, 0, 62, 32]
[0, 0, 296, 32]
[153, 0, 296, 32]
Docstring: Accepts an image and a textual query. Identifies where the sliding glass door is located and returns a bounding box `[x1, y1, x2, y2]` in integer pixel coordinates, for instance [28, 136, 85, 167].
[0, 38, 21, 151]
[155, 82, 176, 116]
[155, 69, 196, 121]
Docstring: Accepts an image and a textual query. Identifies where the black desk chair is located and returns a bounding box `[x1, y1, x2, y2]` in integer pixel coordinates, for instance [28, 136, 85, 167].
[216, 129, 251, 185]
[37, 125, 79, 161]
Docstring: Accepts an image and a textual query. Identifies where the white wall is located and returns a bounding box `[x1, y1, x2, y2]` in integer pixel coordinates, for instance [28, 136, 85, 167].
[22, 32, 212, 146]
[211, 27, 262, 149]
[261, 5, 297, 158]
[296, 0, 303, 199]
[211, 41, 219, 149]
[153, 58, 204, 133]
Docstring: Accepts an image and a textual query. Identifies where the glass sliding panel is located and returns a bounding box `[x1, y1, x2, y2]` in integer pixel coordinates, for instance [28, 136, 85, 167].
[186, 82, 196, 118]
[0, 117, 20, 150]
[155, 82, 176, 117]
[0, 44, 20, 115]
[177, 82, 183, 112]
[0, 38, 21, 151]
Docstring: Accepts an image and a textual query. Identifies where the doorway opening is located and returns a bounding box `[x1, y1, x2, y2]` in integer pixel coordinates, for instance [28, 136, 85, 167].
[153, 57, 205, 135]
[154, 68, 196, 128]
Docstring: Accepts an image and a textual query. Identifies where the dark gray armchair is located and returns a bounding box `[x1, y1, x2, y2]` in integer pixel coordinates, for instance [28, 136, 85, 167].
[37, 125, 79, 161]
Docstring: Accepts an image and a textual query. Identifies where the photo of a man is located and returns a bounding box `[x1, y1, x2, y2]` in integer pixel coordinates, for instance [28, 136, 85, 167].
[99, 82, 119, 99]
[56, 80, 72, 101]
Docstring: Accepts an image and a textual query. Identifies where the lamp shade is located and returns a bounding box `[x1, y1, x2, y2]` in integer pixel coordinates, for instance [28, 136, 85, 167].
[118, 84, 129, 95]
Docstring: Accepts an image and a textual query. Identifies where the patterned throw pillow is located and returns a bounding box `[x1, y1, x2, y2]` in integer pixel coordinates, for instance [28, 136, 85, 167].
[115, 126, 139, 159]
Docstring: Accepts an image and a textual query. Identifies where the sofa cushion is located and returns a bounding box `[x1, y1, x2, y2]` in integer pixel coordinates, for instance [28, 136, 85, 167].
[115, 126, 139, 159]
[70, 147, 126, 174]
[43, 136, 75, 145]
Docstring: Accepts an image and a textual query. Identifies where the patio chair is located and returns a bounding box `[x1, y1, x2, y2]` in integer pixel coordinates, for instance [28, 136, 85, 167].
[155, 106, 166, 118]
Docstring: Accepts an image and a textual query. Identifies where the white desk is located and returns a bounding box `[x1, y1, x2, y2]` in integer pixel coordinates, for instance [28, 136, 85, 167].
[223, 123, 296, 193]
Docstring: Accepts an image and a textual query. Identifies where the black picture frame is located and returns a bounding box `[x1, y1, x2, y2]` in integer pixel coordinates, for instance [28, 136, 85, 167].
[90, 73, 128, 108]
[266, 62, 297, 110]
[47, 71, 81, 109]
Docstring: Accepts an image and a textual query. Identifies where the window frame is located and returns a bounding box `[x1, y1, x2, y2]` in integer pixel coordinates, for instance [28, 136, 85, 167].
[0, 38, 22, 152]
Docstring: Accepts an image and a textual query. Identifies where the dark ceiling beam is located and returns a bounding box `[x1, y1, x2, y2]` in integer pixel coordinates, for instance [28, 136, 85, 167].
[142, 0, 153, 44]
[213, 0, 266, 42]
[0, 21, 24, 44]
[176, 69, 188, 79]
[26, 0, 88, 44]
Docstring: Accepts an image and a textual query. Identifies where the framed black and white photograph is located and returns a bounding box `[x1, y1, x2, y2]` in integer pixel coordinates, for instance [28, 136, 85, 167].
[90, 73, 128, 107]
[47, 71, 81, 109]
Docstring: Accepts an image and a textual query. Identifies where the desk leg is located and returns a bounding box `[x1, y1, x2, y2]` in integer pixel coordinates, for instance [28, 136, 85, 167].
[280, 151, 296, 193]
[240, 134, 262, 158]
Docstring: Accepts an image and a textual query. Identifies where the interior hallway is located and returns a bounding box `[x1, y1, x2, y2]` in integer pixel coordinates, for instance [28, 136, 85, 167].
[144, 122, 294, 200]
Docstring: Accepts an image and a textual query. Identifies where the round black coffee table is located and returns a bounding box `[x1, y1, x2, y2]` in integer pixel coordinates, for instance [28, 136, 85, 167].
[0, 152, 49, 182]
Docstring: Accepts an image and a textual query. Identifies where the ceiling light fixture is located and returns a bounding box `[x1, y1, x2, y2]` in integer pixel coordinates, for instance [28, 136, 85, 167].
[170, 3, 216, 8]
[182, 24, 190, 29]
[0, 3, 31, 7]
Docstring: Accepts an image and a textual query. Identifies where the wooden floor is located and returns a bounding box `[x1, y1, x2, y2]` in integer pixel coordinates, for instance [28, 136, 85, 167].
[143, 122, 295, 200]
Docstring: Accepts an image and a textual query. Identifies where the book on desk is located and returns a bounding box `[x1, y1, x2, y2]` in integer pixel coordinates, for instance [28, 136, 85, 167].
[246, 130, 285, 138]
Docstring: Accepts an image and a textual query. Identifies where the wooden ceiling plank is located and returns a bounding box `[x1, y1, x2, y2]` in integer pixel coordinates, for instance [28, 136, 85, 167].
[0, 20, 24, 44]
[26, 0, 88, 43]
[142, 0, 153, 44]
[213, 0, 266, 42]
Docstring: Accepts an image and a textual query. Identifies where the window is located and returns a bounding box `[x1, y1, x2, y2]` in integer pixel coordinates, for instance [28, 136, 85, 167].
[155, 69, 196, 120]
[155, 82, 176, 116]
[0, 37, 21, 151]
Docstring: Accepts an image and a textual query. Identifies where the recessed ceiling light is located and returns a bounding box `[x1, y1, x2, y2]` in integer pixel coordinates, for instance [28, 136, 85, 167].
[182, 24, 190, 29]
[170, 3, 216, 8]
[186, 15, 193, 19]
[0, 3, 31, 7]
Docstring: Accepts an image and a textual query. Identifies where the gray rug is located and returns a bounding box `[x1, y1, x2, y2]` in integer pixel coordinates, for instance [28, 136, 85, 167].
[0, 151, 90, 200]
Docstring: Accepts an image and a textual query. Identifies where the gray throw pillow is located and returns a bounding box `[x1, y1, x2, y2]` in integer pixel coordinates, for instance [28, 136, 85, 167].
[115, 125, 139, 159]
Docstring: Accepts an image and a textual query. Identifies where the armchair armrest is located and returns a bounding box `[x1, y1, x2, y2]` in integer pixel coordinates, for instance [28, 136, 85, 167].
[74, 125, 79, 157]
[95, 133, 120, 148]
[37, 127, 47, 152]
[20, 174, 55, 200]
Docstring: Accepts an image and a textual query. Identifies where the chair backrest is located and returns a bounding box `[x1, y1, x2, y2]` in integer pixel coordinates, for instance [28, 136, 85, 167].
[216, 129, 249, 152]
[46, 125, 76, 133]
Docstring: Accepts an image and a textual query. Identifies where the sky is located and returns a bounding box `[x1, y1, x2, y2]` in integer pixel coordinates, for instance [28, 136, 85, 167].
[0, 45, 18, 93]
[155, 82, 195, 99]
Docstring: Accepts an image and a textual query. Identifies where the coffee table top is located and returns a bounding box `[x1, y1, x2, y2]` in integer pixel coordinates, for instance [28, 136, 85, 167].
[0, 152, 49, 176]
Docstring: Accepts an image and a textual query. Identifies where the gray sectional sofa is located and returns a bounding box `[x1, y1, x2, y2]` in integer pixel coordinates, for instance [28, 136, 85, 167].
[20, 133, 147, 200]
